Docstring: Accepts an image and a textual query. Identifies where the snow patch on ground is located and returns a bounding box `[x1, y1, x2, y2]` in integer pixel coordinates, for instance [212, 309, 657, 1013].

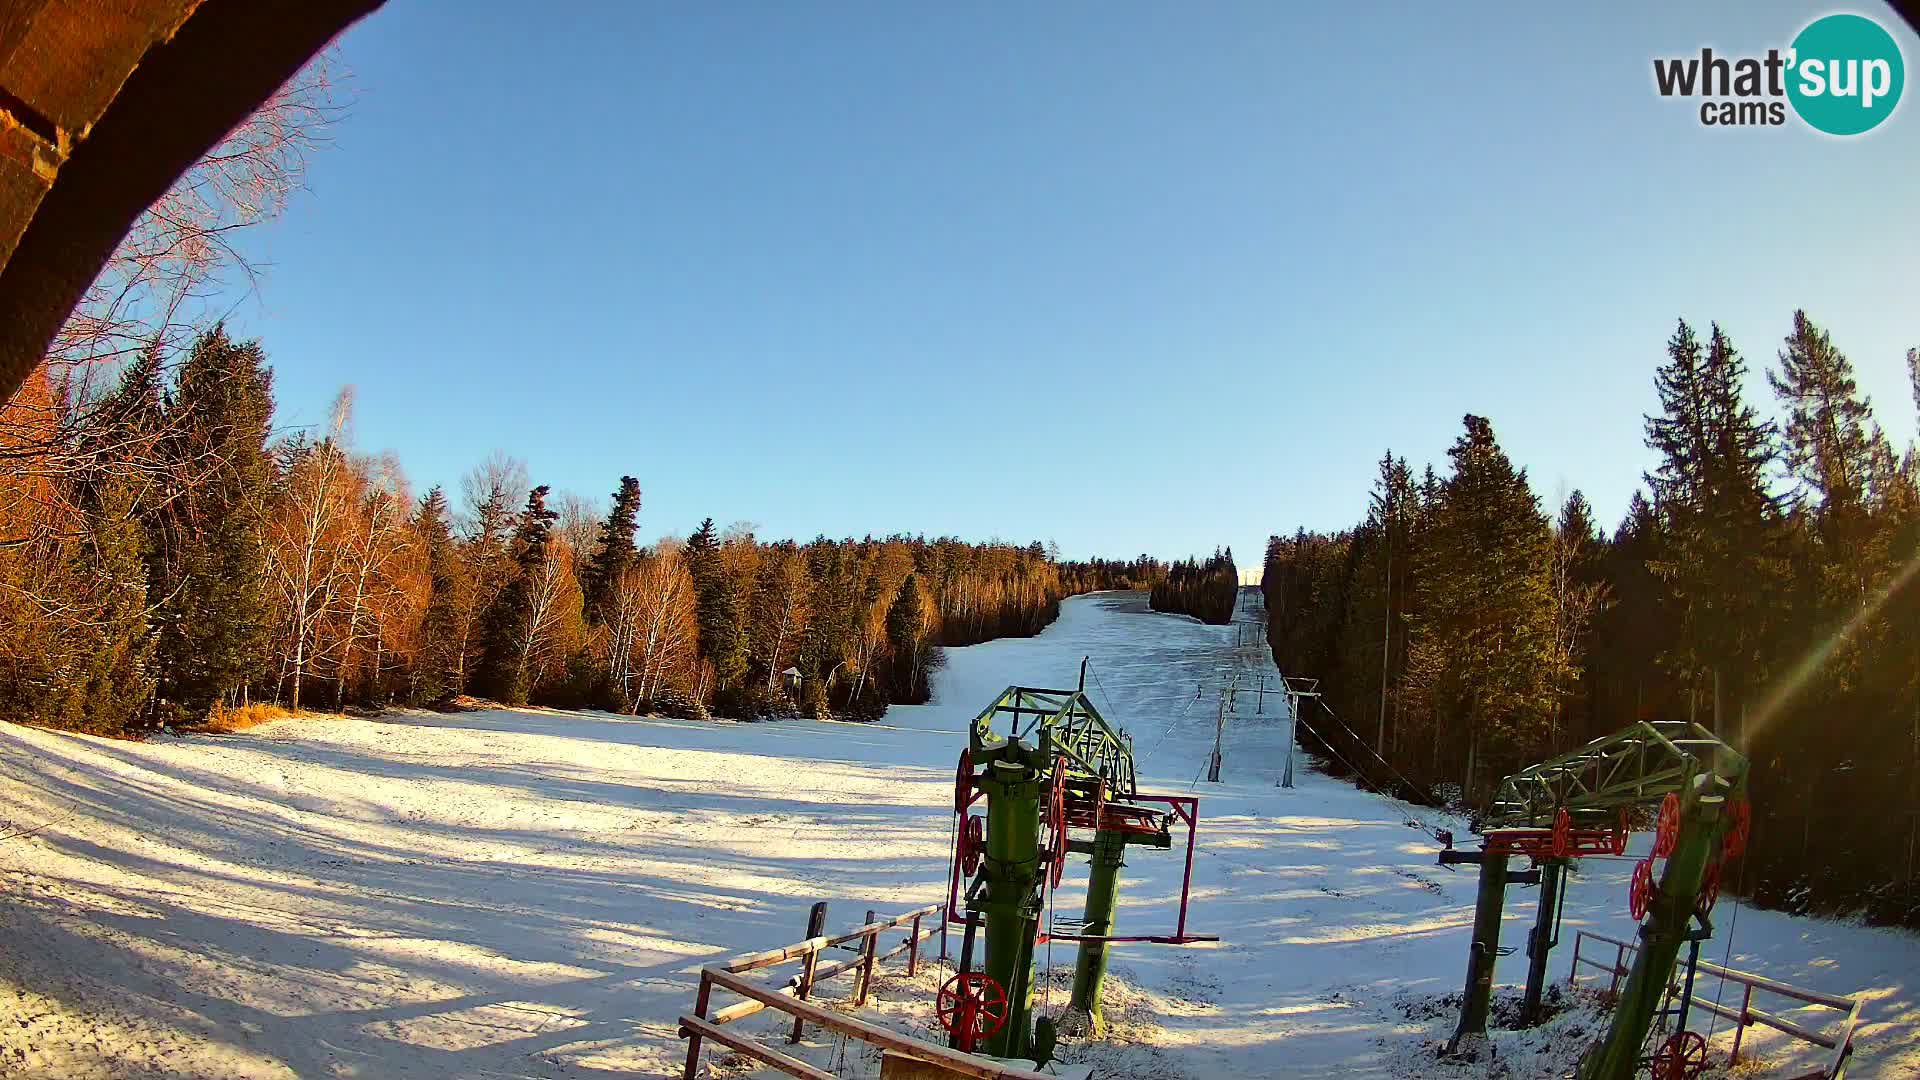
[0, 592, 1915, 1078]
[1383, 987, 1611, 1079]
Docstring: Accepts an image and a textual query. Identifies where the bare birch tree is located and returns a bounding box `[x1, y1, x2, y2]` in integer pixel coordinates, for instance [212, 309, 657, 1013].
[330, 452, 417, 707]
[629, 545, 699, 708]
[264, 391, 357, 709]
[518, 536, 584, 697]
[759, 543, 812, 695]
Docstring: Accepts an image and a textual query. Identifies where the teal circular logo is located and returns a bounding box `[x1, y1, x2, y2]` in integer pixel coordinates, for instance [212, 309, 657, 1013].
[1787, 14, 1904, 135]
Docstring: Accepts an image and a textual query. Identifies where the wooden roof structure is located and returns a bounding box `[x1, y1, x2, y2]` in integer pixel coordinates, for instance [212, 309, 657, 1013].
[0, 0, 383, 403]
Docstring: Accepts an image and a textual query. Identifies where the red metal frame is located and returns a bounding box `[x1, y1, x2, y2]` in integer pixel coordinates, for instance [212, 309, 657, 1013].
[1629, 857, 1656, 920]
[1483, 819, 1627, 860]
[1034, 794, 1216, 946]
[1091, 803, 1170, 837]
[946, 793, 1216, 945]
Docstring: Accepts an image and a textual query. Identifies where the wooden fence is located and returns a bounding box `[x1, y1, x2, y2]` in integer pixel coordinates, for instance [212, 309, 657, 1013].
[1568, 929, 1862, 1079]
[677, 902, 1052, 1080]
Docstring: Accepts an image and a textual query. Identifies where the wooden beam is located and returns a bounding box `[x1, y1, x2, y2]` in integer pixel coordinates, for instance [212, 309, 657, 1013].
[1741, 1004, 1839, 1050]
[709, 925, 939, 1026]
[827, 904, 942, 948]
[678, 1015, 836, 1080]
[723, 935, 833, 973]
[1692, 960, 1858, 1011]
[704, 967, 1053, 1080]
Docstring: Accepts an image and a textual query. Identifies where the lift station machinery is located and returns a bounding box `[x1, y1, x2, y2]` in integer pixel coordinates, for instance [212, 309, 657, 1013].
[1437, 718, 1751, 1080]
[941, 668, 1212, 1063]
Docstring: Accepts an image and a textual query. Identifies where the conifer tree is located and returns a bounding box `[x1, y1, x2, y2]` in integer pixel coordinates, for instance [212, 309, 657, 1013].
[413, 486, 463, 703]
[1341, 452, 1413, 755]
[1256, 317, 1920, 922]
[885, 571, 934, 703]
[101, 347, 166, 454]
[456, 453, 528, 691]
[54, 480, 158, 734]
[753, 540, 811, 700]
[0, 355, 166, 733]
[684, 518, 750, 710]
[150, 327, 275, 717]
[1408, 414, 1559, 794]
[800, 540, 858, 708]
[477, 485, 558, 705]
[1547, 490, 1609, 750]
[1644, 320, 1784, 735]
[1148, 548, 1238, 623]
[1582, 492, 1681, 727]
[1909, 348, 1919, 426]
[581, 476, 641, 625]
[1771, 312, 1881, 555]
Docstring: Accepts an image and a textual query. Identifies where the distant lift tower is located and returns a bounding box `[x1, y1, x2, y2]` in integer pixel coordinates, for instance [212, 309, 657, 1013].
[1278, 676, 1319, 788]
[1202, 674, 1304, 785]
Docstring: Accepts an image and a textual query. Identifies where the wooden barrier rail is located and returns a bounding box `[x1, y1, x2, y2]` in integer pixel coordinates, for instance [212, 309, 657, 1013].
[1568, 930, 1862, 1079]
[679, 902, 1052, 1080]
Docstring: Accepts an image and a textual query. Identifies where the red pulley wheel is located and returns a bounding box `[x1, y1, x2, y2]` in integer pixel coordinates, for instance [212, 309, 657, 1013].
[1612, 806, 1631, 856]
[1724, 798, 1751, 861]
[1695, 859, 1721, 917]
[1629, 857, 1656, 921]
[959, 814, 985, 876]
[1650, 1030, 1709, 1080]
[1552, 807, 1572, 858]
[954, 748, 974, 815]
[1049, 818, 1067, 888]
[1046, 756, 1068, 888]
[1654, 792, 1681, 859]
[936, 972, 1009, 1052]
[1051, 757, 1067, 835]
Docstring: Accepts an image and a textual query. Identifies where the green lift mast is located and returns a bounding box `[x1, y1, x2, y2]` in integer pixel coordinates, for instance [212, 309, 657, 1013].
[1437, 719, 1750, 1079]
[946, 674, 1210, 1062]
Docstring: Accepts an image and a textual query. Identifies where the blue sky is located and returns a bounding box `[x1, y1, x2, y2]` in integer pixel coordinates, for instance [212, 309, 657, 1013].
[216, 2, 1920, 569]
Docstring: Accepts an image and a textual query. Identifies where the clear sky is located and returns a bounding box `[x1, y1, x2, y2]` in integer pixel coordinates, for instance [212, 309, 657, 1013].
[215, 2, 1920, 569]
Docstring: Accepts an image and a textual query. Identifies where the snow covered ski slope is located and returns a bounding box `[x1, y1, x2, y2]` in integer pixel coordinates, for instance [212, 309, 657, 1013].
[1, 592, 1915, 1078]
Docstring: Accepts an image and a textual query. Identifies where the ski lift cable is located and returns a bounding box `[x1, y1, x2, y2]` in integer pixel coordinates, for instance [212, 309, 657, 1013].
[1305, 699, 1443, 807]
[1137, 684, 1206, 766]
[1303, 700, 1453, 843]
[1186, 753, 1211, 792]
[1289, 711, 1381, 792]
[1044, 851, 1056, 1016]
[1706, 858, 1747, 1043]
[1086, 658, 1121, 723]
[1314, 697, 1445, 808]
[1286, 715, 1455, 851]
[1311, 697, 1455, 836]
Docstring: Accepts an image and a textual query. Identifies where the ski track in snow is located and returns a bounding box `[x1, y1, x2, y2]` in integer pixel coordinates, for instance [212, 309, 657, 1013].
[0, 592, 1915, 1078]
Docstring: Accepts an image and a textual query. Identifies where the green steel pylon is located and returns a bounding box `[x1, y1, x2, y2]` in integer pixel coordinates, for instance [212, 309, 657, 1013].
[1447, 848, 1513, 1051]
[1064, 824, 1128, 1030]
[1521, 859, 1567, 1026]
[954, 680, 1184, 1061]
[1441, 718, 1748, 1070]
[1578, 777, 1738, 1080]
[973, 753, 1046, 1060]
